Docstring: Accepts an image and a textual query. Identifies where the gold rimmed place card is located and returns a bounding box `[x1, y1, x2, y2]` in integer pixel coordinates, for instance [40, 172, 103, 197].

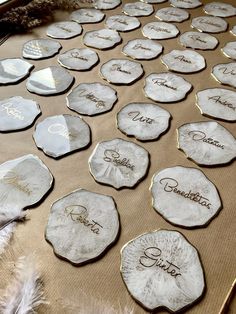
[151, 166, 221, 227]
[122, 39, 163, 60]
[177, 121, 236, 166]
[155, 6, 189, 22]
[222, 42, 236, 60]
[142, 21, 179, 40]
[70, 8, 105, 24]
[117, 102, 171, 141]
[179, 31, 218, 50]
[88, 138, 149, 189]
[212, 62, 236, 88]
[83, 29, 121, 50]
[191, 16, 228, 33]
[204, 2, 236, 18]
[0, 96, 41, 132]
[105, 14, 140, 32]
[93, 0, 121, 10]
[230, 26, 236, 37]
[0, 58, 33, 85]
[45, 189, 119, 265]
[120, 229, 205, 312]
[22, 39, 61, 60]
[170, 0, 202, 9]
[46, 21, 83, 39]
[122, 2, 153, 17]
[33, 114, 91, 158]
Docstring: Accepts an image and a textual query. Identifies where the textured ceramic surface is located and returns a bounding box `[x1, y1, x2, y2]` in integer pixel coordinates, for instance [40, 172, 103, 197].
[179, 31, 218, 50]
[155, 7, 189, 22]
[122, 39, 163, 60]
[93, 0, 121, 10]
[144, 72, 192, 103]
[100, 59, 143, 84]
[58, 48, 99, 71]
[191, 16, 228, 33]
[33, 114, 91, 158]
[122, 2, 153, 17]
[46, 21, 83, 39]
[70, 8, 104, 24]
[177, 121, 236, 166]
[26, 66, 74, 96]
[212, 62, 236, 88]
[0, 96, 40, 132]
[67, 82, 117, 116]
[222, 42, 236, 60]
[105, 15, 140, 32]
[46, 189, 119, 265]
[196, 88, 236, 122]
[161, 49, 206, 73]
[22, 39, 61, 60]
[204, 2, 236, 17]
[89, 138, 149, 189]
[151, 166, 221, 227]
[117, 102, 170, 141]
[0, 58, 33, 85]
[231, 26, 236, 36]
[83, 29, 121, 50]
[121, 230, 205, 312]
[170, 0, 202, 9]
[0, 154, 53, 219]
[142, 21, 179, 40]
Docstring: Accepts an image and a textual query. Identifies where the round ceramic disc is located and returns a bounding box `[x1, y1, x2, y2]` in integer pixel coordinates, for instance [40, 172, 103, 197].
[151, 166, 221, 227]
[144, 72, 192, 103]
[222, 42, 236, 60]
[83, 29, 121, 50]
[179, 31, 218, 50]
[105, 15, 140, 32]
[196, 88, 236, 122]
[33, 114, 90, 158]
[155, 7, 189, 22]
[161, 49, 206, 73]
[230, 26, 236, 36]
[0, 58, 33, 85]
[88, 138, 149, 189]
[142, 22, 179, 40]
[191, 16, 228, 33]
[212, 62, 236, 88]
[70, 8, 104, 24]
[0, 96, 40, 132]
[120, 230, 205, 312]
[122, 39, 163, 60]
[26, 66, 74, 96]
[0, 154, 53, 220]
[93, 0, 121, 10]
[67, 82, 117, 116]
[170, 0, 202, 9]
[46, 189, 119, 265]
[46, 21, 83, 39]
[122, 2, 153, 17]
[204, 2, 236, 18]
[100, 59, 143, 85]
[141, 0, 167, 3]
[22, 39, 61, 60]
[58, 48, 98, 71]
[177, 121, 236, 166]
[117, 102, 170, 141]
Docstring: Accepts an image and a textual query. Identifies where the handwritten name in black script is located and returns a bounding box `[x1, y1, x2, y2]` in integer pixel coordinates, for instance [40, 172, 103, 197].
[159, 177, 211, 209]
[78, 88, 105, 108]
[189, 35, 207, 44]
[111, 64, 131, 74]
[148, 25, 171, 33]
[208, 95, 235, 111]
[152, 78, 177, 91]
[133, 44, 151, 51]
[128, 111, 154, 124]
[188, 130, 224, 149]
[103, 149, 135, 170]
[174, 55, 191, 63]
[218, 67, 236, 76]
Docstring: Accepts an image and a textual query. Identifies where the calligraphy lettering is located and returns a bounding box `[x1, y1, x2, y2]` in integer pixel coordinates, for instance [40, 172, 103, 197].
[103, 150, 135, 170]
[188, 130, 224, 149]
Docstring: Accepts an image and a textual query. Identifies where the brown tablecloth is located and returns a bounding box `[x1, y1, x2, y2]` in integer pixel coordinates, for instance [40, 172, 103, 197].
[0, 1, 235, 313]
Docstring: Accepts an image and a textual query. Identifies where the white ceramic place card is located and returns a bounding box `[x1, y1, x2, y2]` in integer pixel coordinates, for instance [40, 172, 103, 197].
[170, 0, 202, 9]
[191, 16, 228, 33]
[142, 21, 179, 40]
[0, 58, 33, 85]
[196, 88, 236, 122]
[179, 32, 218, 50]
[93, 0, 121, 10]
[83, 29, 121, 50]
[161, 49, 206, 73]
[122, 39, 163, 60]
[155, 7, 189, 22]
[100, 59, 143, 85]
[144, 72, 192, 103]
[122, 2, 153, 17]
[89, 138, 149, 189]
[0, 96, 40, 132]
[33, 114, 91, 158]
[212, 62, 236, 88]
[117, 102, 170, 141]
[204, 2, 236, 18]
[105, 15, 140, 32]
[58, 48, 99, 71]
[22, 39, 61, 60]
[222, 42, 236, 60]
[67, 82, 117, 116]
[230, 26, 236, 36]
[46, 21, 83, 39]
[177, 121, 236, 166]
[46, 189, 119, 265]
[26, 66, 74, 96]
[70, 8, 104, 24]
[121, 229, 205, 312]
[151, 166, 221, 227]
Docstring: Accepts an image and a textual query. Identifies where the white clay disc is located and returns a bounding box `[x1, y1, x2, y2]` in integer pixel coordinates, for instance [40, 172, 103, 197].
[204, 2, 236, 18]
[122, 39, 163, 60]
[0, 58, 33, 85]
[212, 62, 236, 88]
[93, 0, 121, 10]
[230, 26, 236, 36]
[46, 21, 83, 39]
[83, 29, 121, 50]
[70, 8, 104, 24]
[142, 21, 179, 40]
[155, 7, 189, 22]
[179, 31, 218, 50]
[105, 15, 140, 32]
[170, 0, 202, 9]
[22, 39, 61, 60]
[122, 2, 154, 17]
[222, 42, 236, 60]
[191, 16, 228, 33]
